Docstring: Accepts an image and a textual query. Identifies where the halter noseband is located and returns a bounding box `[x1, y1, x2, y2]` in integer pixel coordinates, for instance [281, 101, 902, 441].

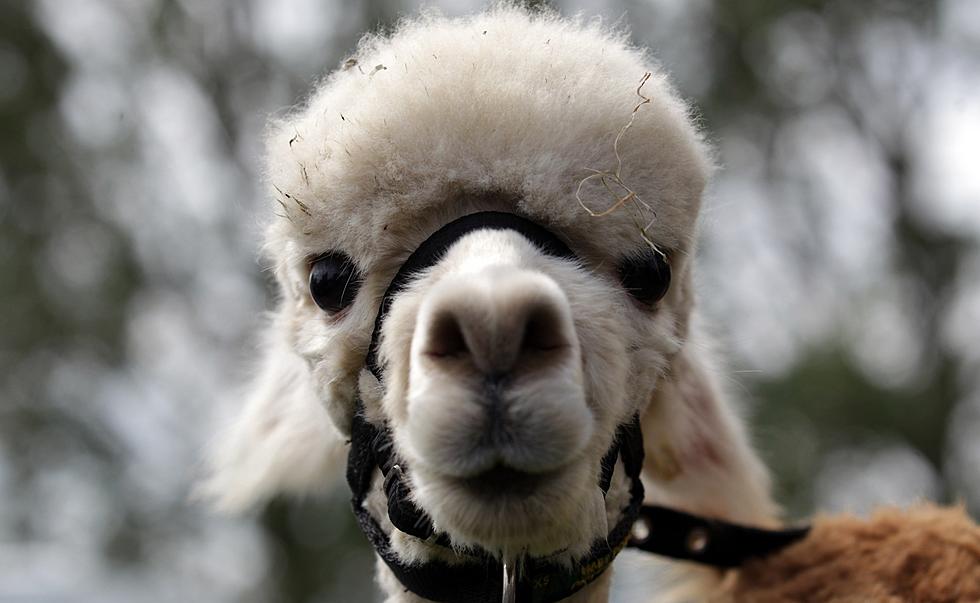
[345, 211, 809, 603]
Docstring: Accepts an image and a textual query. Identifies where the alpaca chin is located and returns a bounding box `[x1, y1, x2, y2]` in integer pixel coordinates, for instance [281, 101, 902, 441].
[410, 458, 606, 557]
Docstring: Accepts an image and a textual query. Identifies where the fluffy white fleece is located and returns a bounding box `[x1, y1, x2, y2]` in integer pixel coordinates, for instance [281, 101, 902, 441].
[264, 6, 710, 284]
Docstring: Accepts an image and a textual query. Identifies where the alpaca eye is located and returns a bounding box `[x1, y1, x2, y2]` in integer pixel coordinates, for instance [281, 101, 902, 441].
[619, 251, 671, 306]
[309, 252, 362, 313]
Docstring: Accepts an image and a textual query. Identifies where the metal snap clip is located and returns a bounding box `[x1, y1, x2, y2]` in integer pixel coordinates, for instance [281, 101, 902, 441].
[686, 526, 709, 554]
[630, 516, 652, 544]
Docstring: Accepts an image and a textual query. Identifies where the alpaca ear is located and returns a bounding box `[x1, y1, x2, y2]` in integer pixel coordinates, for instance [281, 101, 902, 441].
[199, 318, 346, 513]
[641, 327, 779, 526]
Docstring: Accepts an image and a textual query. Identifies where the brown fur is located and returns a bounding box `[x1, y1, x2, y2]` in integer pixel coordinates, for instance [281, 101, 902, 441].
[719, 505, 980, 603]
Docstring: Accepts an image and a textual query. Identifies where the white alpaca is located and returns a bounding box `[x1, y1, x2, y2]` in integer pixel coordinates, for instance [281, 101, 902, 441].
[204, 7, 778, 602]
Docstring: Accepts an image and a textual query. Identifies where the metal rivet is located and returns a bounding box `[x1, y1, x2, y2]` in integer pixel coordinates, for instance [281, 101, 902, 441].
[384, 464, 403, 492]
[631, 517, 651, 544]
[686, 527, 709, 554]
[502, 559, 517, 603]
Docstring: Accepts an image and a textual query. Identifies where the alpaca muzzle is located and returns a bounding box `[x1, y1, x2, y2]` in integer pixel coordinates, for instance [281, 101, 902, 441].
[346, 211, 810, 603]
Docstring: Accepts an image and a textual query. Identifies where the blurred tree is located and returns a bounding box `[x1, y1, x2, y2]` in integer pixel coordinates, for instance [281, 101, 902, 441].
[695, 0, 977, 518]
[0, 0, 140, 545]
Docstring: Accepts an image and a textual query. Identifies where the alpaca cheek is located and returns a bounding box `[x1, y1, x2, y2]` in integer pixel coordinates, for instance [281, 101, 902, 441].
[292, 307, 368, 435]
[571, 306, 631, 428]
[311, 359, 359, 434]
[678, 379, 728, 471]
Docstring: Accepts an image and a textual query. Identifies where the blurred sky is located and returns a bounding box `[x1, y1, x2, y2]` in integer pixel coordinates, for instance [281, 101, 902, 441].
[1, 0, 978, 601]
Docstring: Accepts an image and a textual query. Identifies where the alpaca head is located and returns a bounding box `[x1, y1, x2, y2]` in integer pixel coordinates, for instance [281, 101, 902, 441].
[210, 7, 723, 569]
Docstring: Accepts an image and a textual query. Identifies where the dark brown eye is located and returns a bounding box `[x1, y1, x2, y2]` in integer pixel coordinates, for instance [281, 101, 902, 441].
[309, 252, 361, 313]
[619, 250, 671, 306]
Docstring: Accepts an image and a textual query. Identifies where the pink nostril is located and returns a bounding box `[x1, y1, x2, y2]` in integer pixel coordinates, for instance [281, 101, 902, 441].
[425, 311, 468, 358]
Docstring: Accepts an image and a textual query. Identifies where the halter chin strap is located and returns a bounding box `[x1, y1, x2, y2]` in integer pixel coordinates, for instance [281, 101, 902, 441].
[345, 211, 810, 603]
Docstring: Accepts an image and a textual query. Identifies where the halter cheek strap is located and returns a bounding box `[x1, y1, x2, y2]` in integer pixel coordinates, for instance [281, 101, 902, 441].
[345, 211, 810, 603]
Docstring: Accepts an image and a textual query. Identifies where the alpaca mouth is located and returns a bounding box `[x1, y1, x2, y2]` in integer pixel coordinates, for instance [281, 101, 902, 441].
[458, 464, 558, 498]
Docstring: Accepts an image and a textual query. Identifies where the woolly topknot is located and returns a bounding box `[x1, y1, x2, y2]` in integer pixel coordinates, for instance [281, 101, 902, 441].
[262, 5, 712, 278]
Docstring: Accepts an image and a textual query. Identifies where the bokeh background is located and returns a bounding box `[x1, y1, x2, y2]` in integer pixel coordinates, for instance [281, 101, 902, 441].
[2, 0, 978, 600]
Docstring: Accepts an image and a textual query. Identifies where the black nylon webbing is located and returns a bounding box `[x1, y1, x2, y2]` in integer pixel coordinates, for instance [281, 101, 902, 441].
[627, 505, 811, 567]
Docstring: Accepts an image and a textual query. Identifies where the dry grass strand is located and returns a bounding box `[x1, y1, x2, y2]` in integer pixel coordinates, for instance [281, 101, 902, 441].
[575, 72, 666, 259]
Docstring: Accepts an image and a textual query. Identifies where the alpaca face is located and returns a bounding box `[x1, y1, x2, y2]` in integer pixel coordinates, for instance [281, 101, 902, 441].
[295, 206, 687, 557]
[380, 228, 630, 554]
[232, 8, 724, 565]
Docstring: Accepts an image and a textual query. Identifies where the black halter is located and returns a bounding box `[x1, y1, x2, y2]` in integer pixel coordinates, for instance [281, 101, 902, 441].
[345, 211, 809, 603]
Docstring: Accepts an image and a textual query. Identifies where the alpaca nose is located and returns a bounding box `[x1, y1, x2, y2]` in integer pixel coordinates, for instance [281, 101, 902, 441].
[416, 269, 575, 377]
[407, 266, 590, 476]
